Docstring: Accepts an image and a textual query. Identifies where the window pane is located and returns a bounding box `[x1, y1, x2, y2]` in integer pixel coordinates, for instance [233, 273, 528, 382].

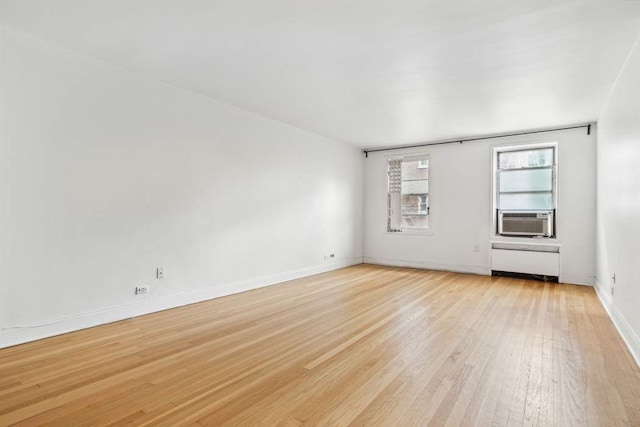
[402, 214, 428, 228]
[499, 192, 554, 210]
[399, 158, 428, 229]
[401, 160, 428, 177]
[401, 194, 428, 215]
[401, 179, 428, 194]
[498, 148, 553, 170]
[499, 169, 552, 193]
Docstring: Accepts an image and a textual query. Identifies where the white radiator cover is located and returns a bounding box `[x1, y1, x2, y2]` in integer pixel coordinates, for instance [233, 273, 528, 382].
[491, 248, 560, 276]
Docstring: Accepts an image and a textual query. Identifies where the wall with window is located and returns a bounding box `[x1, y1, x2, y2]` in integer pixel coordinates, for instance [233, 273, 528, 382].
[596, 35, 640, 365]
[0, 30, 364, 348]
[363, 128, 596, 283]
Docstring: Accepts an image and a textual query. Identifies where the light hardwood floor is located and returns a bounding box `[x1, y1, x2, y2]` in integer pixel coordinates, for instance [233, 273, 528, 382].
[1, 264, 639, 426]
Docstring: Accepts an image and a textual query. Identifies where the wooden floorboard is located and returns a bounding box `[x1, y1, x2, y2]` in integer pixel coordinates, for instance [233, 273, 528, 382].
[1, 264, 639, 426]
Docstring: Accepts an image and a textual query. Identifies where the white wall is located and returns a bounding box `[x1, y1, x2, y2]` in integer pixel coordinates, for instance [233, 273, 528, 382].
[596, 34, 640, 366]
[363, 127, 596, 284]
[0, 30, 363, 348]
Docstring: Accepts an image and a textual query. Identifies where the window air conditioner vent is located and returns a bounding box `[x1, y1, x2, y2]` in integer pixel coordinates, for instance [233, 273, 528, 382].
[498, 210, 554, 237]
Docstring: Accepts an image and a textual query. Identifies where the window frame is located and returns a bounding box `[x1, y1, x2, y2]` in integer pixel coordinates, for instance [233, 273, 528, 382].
[386, 153, 431, 235]
[491, 141, 558, 239]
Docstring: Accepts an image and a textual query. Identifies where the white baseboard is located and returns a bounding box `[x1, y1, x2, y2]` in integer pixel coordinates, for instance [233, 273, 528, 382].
[363, 256, 491, 276]
[594, 279, 640, 368]
[0, 257, 363, 349]
[560, 274, 595, 286]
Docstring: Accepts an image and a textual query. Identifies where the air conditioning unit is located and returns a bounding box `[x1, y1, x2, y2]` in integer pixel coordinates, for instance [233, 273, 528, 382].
[498, 210, 554, 237]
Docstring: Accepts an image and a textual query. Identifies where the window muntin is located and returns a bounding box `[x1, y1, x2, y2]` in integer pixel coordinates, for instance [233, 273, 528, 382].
[388, 156, 429, 232]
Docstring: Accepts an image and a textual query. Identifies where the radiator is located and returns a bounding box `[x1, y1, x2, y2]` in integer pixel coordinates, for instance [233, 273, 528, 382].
[490, 243, 560, 277]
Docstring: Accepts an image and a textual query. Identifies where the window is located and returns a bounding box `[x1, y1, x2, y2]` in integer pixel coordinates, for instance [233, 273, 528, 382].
[388, 156, 429, 232]
[419, 195, 428, 212]
[494, 143, 556, 236]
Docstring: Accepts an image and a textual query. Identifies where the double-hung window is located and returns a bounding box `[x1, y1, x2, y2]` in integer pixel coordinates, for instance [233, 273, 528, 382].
[494, 143, 556, 236]
[388, 155, 429, 233]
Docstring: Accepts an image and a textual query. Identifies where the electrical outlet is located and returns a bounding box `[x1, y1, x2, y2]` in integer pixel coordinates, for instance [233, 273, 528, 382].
[135, 286, 150, 295]
[157, 267, 165, 279]
[324, 254, 336, 261]
[473, 245, 480, 252]
[611, 273, 616, 295]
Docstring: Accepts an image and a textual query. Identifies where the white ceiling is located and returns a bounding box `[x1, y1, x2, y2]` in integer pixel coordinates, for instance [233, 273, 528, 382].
[1, 1, 640, 148]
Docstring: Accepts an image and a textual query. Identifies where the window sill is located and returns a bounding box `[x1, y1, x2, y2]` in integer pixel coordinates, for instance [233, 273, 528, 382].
[491, 235, 560, 244]
[386, 229, 433, 236]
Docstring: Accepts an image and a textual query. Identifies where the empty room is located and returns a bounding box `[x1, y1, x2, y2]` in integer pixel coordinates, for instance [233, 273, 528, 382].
[1, 1, 640, 425]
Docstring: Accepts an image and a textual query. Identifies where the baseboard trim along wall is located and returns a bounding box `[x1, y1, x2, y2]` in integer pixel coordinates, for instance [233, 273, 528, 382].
[559, 274, 595, 286]
[594, 279, 640, 368]
[0, 257, 364, 349]
[363, 256, 491, 276]
[365, 256, 594, 286]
